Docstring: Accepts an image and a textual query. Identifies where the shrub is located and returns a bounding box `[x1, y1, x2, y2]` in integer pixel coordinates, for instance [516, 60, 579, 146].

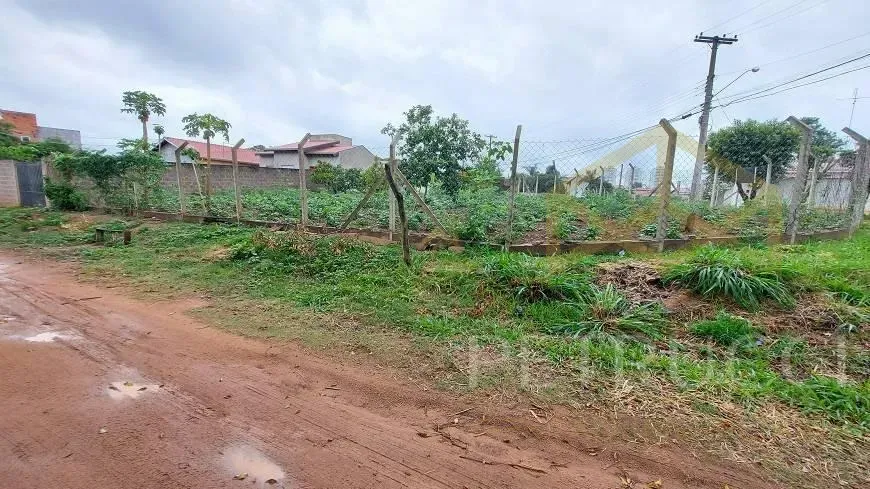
[640, 220, 682, 239]
[664, 246, 793, 311]
[691, 310, 757, 346]
[582, 190, 636, 219]
[44, 178, 89, 211]
[551, 284, 668, 340]
[311, 161, 364, 193]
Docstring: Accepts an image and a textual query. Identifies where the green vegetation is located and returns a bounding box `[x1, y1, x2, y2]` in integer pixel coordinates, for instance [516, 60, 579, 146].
[691, 310, 758, 347]
[664, 245, 793, 310]
[0, 208, 867, 486]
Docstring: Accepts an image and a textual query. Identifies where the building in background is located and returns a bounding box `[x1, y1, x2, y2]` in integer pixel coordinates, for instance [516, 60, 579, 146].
[257, 134, 376, 170]
[154, 137, 263, 167]
[0, 109, 81, 149]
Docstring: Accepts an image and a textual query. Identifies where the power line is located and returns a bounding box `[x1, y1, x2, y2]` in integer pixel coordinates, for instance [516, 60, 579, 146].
[699, 0, 776, 33]
[717, 63, 870, 107]
[718, 51, 870, 104]
[738, 0, 830, 35]
[729, 0, 813, 34]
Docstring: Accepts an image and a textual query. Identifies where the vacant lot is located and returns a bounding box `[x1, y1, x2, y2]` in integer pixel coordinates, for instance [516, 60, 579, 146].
[0, 207, 867, 488]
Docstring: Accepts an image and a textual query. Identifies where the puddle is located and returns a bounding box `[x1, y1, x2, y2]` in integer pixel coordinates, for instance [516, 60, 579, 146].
[221, 445, 286, 488]
[107, 381, 161, 400]
[23, 331, 76, 343]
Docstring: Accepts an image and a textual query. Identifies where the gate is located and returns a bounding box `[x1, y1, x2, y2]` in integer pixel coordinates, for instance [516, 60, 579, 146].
[15, 162, 45, 207]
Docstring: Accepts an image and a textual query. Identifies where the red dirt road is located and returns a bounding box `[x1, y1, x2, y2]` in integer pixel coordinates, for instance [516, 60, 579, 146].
[0, 256, 777, 488]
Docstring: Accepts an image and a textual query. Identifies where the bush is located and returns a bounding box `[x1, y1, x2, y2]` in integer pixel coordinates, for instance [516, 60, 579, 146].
[640, 220, 681, 239]
[581, 190, 636, 219]
[691, 310, 757, 346]
[311, 161, 364, 193]
[664, 246, 793, 311]
[551, 284, 668, 340]
[44, 178, 89, 211]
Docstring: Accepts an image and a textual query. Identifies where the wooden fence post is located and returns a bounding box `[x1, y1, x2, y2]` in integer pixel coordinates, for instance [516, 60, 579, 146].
[231, 138, 245, 223]
[786, 116, 813, 244]
[505, 124, 523, 249]
[843, 127, 869, 236]
[598, 166, 605, 195]
[552, 160, 557, 193]
[388, 136, 398, 241]
[656, 119, 677, 252]
[173, 141, 189, 217]
[297, 133, 311, 229]
[384, 163, 410, 266]
[393, 167, 448, 235]
[628, 163, 635, 197]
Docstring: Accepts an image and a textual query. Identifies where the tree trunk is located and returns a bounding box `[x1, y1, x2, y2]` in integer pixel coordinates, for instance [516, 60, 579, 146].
[736, 182, 749, 202]
[141, 117, 149, 150]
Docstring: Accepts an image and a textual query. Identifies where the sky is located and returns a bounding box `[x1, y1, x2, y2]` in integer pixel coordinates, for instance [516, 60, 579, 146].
[1, 0, 868, 167]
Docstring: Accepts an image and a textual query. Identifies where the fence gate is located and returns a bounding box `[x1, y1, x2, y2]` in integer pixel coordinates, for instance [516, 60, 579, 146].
[15, 162, 45, 207]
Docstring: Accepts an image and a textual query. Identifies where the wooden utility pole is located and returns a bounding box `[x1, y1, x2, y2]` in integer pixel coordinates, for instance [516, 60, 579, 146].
[690, 33, 739, 201]
[231, 138, 245, 223]
[505, 125, 522, 249]
[297, 133, 311, 229]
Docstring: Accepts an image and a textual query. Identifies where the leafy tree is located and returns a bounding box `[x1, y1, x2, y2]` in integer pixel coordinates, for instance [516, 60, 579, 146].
[706, 119, 800, 201]
[153, 124, 165, 140]
[53, 148, 164, 210]
[800, 116, 846, 172]
[310, 161, 364, 193]
[182, 113, 231, 208]
[0, 137, 73, 161]
[121, 90, 166, 148]
[0, 121, 19, 146]
[463, 141, 512, 190]
[382, 105, 484, 196]
[249, 144, 267, 151]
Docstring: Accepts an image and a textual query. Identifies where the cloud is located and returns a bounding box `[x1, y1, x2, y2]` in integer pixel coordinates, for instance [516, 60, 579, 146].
[1, 0, 867, 168]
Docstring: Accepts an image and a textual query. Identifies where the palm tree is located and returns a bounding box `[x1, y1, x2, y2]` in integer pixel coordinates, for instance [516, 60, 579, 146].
[120, 91, 166, 148]
[153, 124, 165, 142]
[181, 113, 231, 210]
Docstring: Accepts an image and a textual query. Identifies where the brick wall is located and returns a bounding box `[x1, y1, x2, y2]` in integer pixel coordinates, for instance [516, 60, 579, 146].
[0, 160, 20, 206]
[161, 164, 305, 192]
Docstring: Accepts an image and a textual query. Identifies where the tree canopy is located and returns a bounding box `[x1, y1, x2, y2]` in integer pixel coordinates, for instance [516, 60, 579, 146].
[382, 105, 484, 196]
[121, 90, 166, 147]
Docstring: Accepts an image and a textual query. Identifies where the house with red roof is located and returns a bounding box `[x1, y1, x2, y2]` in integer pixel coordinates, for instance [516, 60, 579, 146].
[256, 134, 376, 170]
[155, 137, 263, 167]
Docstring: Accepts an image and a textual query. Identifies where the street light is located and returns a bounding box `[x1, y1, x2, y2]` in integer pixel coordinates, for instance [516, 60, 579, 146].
[714, 67, 761, 97]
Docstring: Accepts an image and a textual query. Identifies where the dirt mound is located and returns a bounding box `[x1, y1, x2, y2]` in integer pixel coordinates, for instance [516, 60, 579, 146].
[595, 261, 670, 303]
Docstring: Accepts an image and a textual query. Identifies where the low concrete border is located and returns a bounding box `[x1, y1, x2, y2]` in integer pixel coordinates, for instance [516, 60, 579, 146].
[130, 210, 850, 256]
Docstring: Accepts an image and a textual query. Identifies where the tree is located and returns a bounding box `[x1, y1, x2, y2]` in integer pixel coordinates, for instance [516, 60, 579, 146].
[153, 124, 165, 141]
[181, 113, 231, 208]
[382, 105, 484, 196]
[120, 91, 166, 148]
[248, 144, 267, 151]
[706, 119, 800, 201]
[800, 116, 847, 173]
[463, 141, 511, 190]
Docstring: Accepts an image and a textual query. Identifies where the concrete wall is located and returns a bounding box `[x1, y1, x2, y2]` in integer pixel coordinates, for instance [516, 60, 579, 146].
[162, 164, 303, 193]
[336, 146, 377, 170]
[0, 160, 20, 206]
[36, 126, 82, 149]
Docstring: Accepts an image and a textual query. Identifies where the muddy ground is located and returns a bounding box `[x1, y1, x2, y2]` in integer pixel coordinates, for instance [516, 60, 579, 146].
[0, 255, 778, 488]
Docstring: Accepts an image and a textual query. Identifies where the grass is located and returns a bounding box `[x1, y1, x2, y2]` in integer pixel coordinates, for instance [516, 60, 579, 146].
[664, 245, 794, 310]
[1, 207, 868, 487]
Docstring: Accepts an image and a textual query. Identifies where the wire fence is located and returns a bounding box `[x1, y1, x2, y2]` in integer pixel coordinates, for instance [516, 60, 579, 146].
[64, 115, 869, 250]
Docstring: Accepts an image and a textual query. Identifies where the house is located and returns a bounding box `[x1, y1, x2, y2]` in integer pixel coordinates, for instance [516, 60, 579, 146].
[777, 158, 868, 211]
[0, 109, 82, 148]
[155, 137, 263, 167]
[257, 134, 376, 170]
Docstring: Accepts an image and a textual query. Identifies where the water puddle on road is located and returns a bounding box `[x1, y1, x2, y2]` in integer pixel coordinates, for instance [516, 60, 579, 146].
[107, 381, 161, 400]
[221, 445, 286, 488]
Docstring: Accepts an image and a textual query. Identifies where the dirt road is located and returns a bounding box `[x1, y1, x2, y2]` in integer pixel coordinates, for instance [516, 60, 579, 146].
[0, 255, 776, 488]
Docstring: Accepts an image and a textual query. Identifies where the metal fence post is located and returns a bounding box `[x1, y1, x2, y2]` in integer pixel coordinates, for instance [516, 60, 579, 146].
[656, 119, 677, 252]
[762, 155, 773, 202]
[297, 133, 311, 229]
[709, 165, 719, 207]
[843, 127, 869, 236]
[173, 141, 189, 217]
[786, 116, 813, 244]
[505, 124, 522, 249]
[231, 138, 245, 223]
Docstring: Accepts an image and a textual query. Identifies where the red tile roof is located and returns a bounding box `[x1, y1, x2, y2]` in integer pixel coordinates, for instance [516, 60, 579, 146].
[0, 110, 38, 139]
[163, 137, 261, 166]
[270, 140, 355, 155]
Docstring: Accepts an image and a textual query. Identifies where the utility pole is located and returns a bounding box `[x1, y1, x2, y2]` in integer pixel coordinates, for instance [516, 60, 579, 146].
[690, 33, 738, 201]
[485, 134, 496, 151]
[848, 88, 859, 127]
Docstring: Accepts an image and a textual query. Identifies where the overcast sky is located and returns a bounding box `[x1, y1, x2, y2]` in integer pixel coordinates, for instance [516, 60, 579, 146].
[2, 0, 868, 160]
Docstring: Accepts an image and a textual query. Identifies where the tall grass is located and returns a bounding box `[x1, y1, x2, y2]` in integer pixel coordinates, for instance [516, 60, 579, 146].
[664, 245, 793, 311]
[550, 284, 668, 340]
